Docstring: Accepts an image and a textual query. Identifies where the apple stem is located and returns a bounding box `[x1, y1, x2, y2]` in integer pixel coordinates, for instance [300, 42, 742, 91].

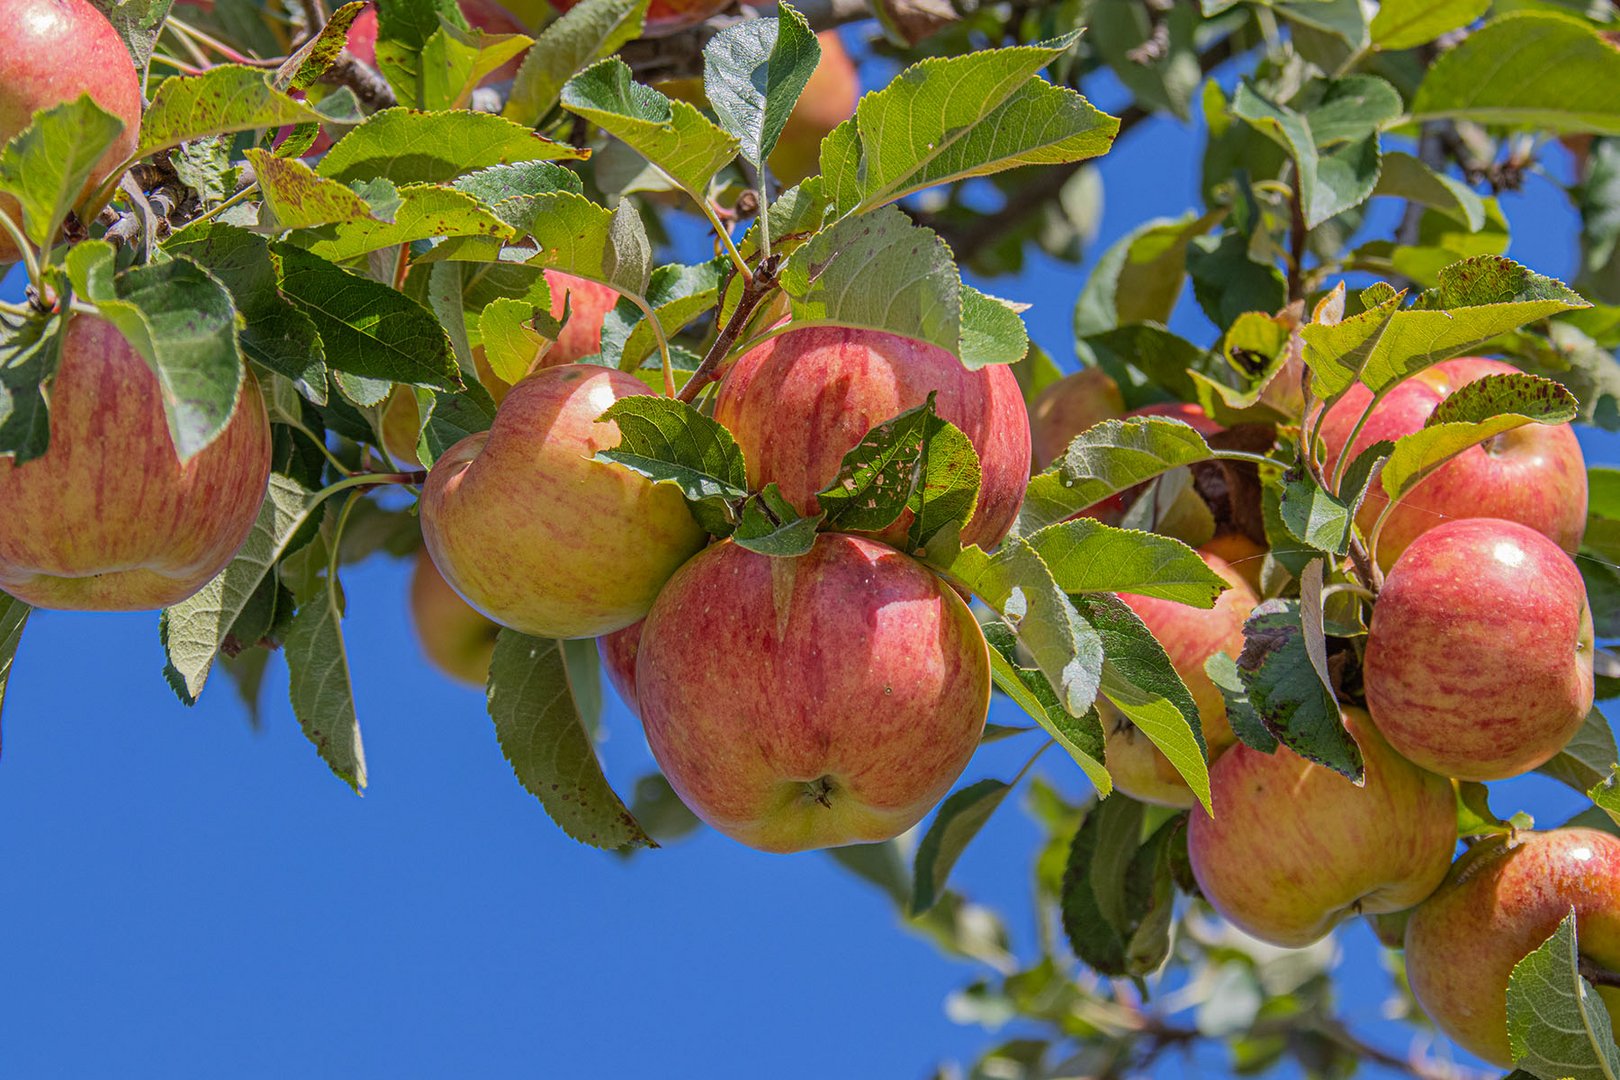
[1581, 956, 1620, 990]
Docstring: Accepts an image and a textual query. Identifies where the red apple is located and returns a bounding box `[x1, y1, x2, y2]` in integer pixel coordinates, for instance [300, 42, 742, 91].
[636, 532, 991, 852]
[541, 270, 620, 367]
[766, 32, 859, 187]
[0, 315, 272, 610]
[1028, 367, 1124, 472]
[546, 0, 731, 37]
[1198, 533, 1266, 595]
[1404, 828, 1620, 1067]
[1189, 708, 1456, 948]
[713, 327, 1032, 551]
[409, 547, 501, 686]
[1316, 357, 1587, 570]
[1363, 517, 1594, 782]
[1102, 551, 1257, 807]
[0, 0, 142, 262]
[597, 619, 641, 717]
[419, 364, 707, 639]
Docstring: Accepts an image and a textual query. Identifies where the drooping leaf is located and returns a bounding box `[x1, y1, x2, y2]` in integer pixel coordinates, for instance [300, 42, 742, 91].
[1062, 798, 1181, 977]
[1025, 519, 1228, 607]
[503, 0, 650, 126]
[981, 619, 1111, 793]
[284, 576, 367, 791]
[1506, 912, 1620, 1079]
[1018, 417, 1216, 534]
[593, 395, 749, 535]
[911, 779, 1014, 916]
[0, 96, 126, 249]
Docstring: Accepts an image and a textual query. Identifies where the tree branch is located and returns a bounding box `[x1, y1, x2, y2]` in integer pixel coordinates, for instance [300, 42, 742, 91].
[320, 51, 397, 111]
[677, 254, 781, 403]
[1581, 956, 1620, 990]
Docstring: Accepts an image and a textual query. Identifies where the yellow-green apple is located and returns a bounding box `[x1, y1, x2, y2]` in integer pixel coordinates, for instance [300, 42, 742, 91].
[1199, 533, 1266, 595]
[0, 315, 272, 609]
[409, 548, 501, 686]
[1102, 551, 1257, 807]
[1, 0, 142, 262]
[545, 0, 730, 36]
[636, 532, 991, 852]
[713, 327, 1031, 550]
[1363, 517, 1594, 781]
[766, 32, 859, 186]
[597, 619, 642, 717]
[541, 270, 620, 367]
[1028, 367, 1124, 471]
[1188, 708, 1456, 948]
[1404, 828, 1620, 1066]
[419, 363, 707, 638]
[1316, 357, 1586, 571]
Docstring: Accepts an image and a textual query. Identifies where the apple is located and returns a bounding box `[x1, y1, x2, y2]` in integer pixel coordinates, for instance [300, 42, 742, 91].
[419, 363, 707, 639]
[545, 0, 730, 36]
[1, 0, 142, 262]
[1188, 708, 1456, 948]
[1404, 828, 1620, 1067]
[766, 32, 860, 187]
[0, 315, 272, 610]
[635, 532, 990, 853]
[1363, 517, 1594, 782]
[1101, 551, 1258, 808]
[1028, 367, 1124, 472]
[713, 327, 1032, 551]
[597, 619, 642, 717]
[409, 548, 501, 686]
[1198, 533, 1266, 595]
[1316, 357, 1587, 570]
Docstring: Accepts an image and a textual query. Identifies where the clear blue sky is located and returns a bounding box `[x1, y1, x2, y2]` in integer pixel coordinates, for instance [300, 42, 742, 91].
[0, 32, 1610, 1079]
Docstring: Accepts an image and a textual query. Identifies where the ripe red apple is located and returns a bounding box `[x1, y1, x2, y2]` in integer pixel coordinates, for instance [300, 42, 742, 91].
[1102, 551, 1257, 807]
[541, 270, 620, 367]
[1316, 357, 1587, 570]
[0, 0, 142, 262]
[713, 327, 1032, 551]
[766, 32, 859, 187]
[546, 0, 730, 37]
[0, 315, 272, 610]
[1198, 533, 1266, 595]
[636, 532, 991, 853]
[1404, 828, 1620, 1067]
[419, 363, 707, 639]
[1364, 518, 1593, 782]
[597, 619, 641, 717]
[409, 548, 501, 686]
[1188, 708, 1456, 948]
[1028, 367, 1124, 471]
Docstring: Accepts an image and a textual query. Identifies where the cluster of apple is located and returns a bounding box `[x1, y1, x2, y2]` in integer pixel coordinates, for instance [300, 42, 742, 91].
[1029, 358, 1615, 1067]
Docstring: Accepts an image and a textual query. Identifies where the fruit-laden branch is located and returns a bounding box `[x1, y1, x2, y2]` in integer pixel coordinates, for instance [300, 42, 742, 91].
[677, 254, 782, 403]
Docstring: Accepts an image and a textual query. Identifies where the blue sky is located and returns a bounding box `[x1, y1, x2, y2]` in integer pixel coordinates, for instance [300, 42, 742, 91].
[0, 30, 1614, 1080]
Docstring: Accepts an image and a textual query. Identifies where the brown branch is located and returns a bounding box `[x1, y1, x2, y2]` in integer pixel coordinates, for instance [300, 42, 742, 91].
[1287, 178, 1308, 304]
[677, 255, 781, 403]
[1581, 956, 1620, 990]
[320, 52, 397, 111]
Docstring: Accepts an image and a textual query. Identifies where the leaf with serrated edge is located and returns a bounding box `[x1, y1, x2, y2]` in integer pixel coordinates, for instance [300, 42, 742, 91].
[703, 2, 819, 170]
[911, 779, 1012, 916]
[1506, 911, 1620, 1079]
[1539, 709, 1619, 793]
[487, 630, 653, 849]
[316, 108, 586, 187]
[1027, 519, 1228, 607]
[138, 65, 325, 157]
[303, 183, 514, 262]
[1018, 417, 1216, 535]
[733, 484, 822, 557]
[502, 192, 653, 298]
[503, 0, 650, 126]
[284, 577, 367, 791]
[0, 96, 125, 249]
[594, 395, 748, 535]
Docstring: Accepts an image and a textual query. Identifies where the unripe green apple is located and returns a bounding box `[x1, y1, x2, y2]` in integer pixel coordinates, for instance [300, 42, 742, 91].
[1102, 551, 1257, 808]
[1316, 357, 1587, 571]
[409, 548, 500, 687]
[636, 533, 991, 853]
[0, 0, 142, 262]
[1028, 367, 1124, 471]
[419, 364, 707, 639]
[1188, 709, 1456, 948]
[1364, 518, 1594, 782]
[0, 315, 272, 609]
[1404, 828, 1620, 1067]
[713, 327, 1031, 551]
[597, 619, 641, 717]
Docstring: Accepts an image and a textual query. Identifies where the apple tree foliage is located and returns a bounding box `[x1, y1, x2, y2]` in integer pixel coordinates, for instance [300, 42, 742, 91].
[2, 0, 1620, 1075]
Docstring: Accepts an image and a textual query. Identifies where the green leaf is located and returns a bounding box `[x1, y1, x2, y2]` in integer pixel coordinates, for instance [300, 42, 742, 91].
[981, 618, 1111, 794]
[1204, 650, 1276, 753]
[1024, 519, 1228, 607]
[1374, 151, 1486, 232]
[702, 2, 819, 172]
[1018, 416, 1216, 534]
[1369, 0, 1487, 50]
[487, 630, 654, 850]
[599, 257, 729, 371]
[911, 778, 1014, 916]
[273, 1, 371, 92]
[503, 0, 650, 127]
[89, 258, 245, 462]
[1186, 231, 1289, 331]
[0, 593, 31, 745]
[621, 773, 703, 849]
[1088, 0, 1200, 120]
[0, 96, 126, 249]
[478, 297, 555, 384]
[817, 395, 938, 535]
[1072, 212, 1220, 337]
[907, 412, 982, 551]
[1412, 12, 1620, 135]
[275, 244, 461, 391]
[501, 192, 653, 299]
[1279, 441, 1391, 557]
[733, 484, 823, 557]
[1232, 81, 1386, 228]
[593, 394, 749, 535]
[561, 59, 739, 207]
[1592, 771, 1620, 829]
[0, 311, 65, 465]
[284, 576, 367, 791]
[1538, 709, 1619, 794]
[413, 384, 497, 468]
[452, 161, 584, 205]
[1235, 574, 1361, 780]
[161, 474, 323, 703]
[1455, 780, 1534, 839]
[316, 108, 586, 186]
[1380, 372, 1579, 502]
[1506, 912, 1620, 1079]
[1306, 75, 1404, 147]
[137, 65, 326, 157]
[245, 149, 380, 230]
[1061, 797, 1180, 978]
[1073, 593, 1210, 814]
[819, 34, 1118, 215]
[301, 183, 514, 263]
[959, 287, 1031, 369]
[418, 21, 533, 112]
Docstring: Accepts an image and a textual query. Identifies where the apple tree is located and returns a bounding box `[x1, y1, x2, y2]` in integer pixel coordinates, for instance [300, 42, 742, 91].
[1, 0, 1620, 1075]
